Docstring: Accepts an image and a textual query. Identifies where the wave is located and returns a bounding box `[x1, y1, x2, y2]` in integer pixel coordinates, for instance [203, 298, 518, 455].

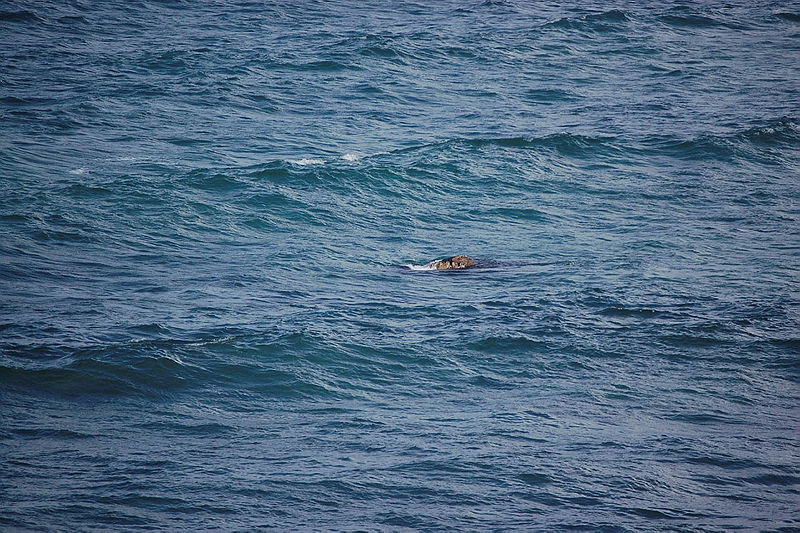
[476, 206, 549, 221]
[120, 132, 626, 210]
[542, 10, 630, 32]
[638, 118, 798, 160]
[291, 158, 325, 166]
[296, 60, 355, 72]
[656, 6, 752, 30]
[0, 10, 42, 23]
[468, 133, 616, 152]
[10, 427, 96, 439]
[775, 12, 800, 22]
[360, 44, 403, 59]
[737, 119, 799, 144]
[57, 15, 87, 24]
[524, 88, 581, 104]
[328, 32, 422, 65]
[658, 13, 721, 28]
[0, 358, 185, 397]
[185, 171, 247, 191]
[0, 329, 416, 399]
[0, 351, 337, 400]
[393, 133, 619, 159]
[132, 421, 233, 435]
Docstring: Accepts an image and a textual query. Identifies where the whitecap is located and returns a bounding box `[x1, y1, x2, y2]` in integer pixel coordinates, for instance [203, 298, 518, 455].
[341, 152, 362, 162]
[292, 158, 325, 166]
[68, 168, 87, 175]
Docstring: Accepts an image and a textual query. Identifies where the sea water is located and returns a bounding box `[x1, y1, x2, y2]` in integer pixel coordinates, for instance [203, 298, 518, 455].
[1, 1, 799, 530]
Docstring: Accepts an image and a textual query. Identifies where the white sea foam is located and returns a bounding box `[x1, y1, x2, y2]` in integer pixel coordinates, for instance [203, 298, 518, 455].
[292, 158, 325, 166]
[405, 261, 438, 271]
[68, 168, 87, 175]
[341, 152, 362, 162]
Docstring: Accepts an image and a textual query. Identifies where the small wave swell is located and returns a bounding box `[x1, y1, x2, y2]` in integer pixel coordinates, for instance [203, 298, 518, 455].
[543, 10, 630, 32]
[775, 12, 800, 22]
[0, 10, 42, 23]
[407, 133, 619, 159]
[639, 118, 798, 160]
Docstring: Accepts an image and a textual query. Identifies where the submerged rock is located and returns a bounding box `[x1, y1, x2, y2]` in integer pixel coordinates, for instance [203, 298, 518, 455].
[433, 255, 476, 270]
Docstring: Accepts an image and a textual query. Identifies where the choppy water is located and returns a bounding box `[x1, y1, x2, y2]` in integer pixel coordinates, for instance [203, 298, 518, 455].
[2, 1, 799, 530]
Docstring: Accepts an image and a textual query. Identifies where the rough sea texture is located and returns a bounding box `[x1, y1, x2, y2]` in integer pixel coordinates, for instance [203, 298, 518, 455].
[1, 1, 799, 530]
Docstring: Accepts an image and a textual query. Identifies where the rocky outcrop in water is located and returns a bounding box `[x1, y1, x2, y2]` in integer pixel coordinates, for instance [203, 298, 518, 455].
[433, 255, 476, 270]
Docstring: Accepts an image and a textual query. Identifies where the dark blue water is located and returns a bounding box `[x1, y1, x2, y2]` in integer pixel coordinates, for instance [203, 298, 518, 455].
[2, 1, 799, 530]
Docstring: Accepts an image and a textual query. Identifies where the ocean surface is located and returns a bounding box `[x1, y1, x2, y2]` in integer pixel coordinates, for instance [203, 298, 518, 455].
[1, 0, 799, 530]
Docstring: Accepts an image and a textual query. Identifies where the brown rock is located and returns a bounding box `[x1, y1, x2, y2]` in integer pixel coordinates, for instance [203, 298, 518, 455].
[433, 255, 476, 270]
